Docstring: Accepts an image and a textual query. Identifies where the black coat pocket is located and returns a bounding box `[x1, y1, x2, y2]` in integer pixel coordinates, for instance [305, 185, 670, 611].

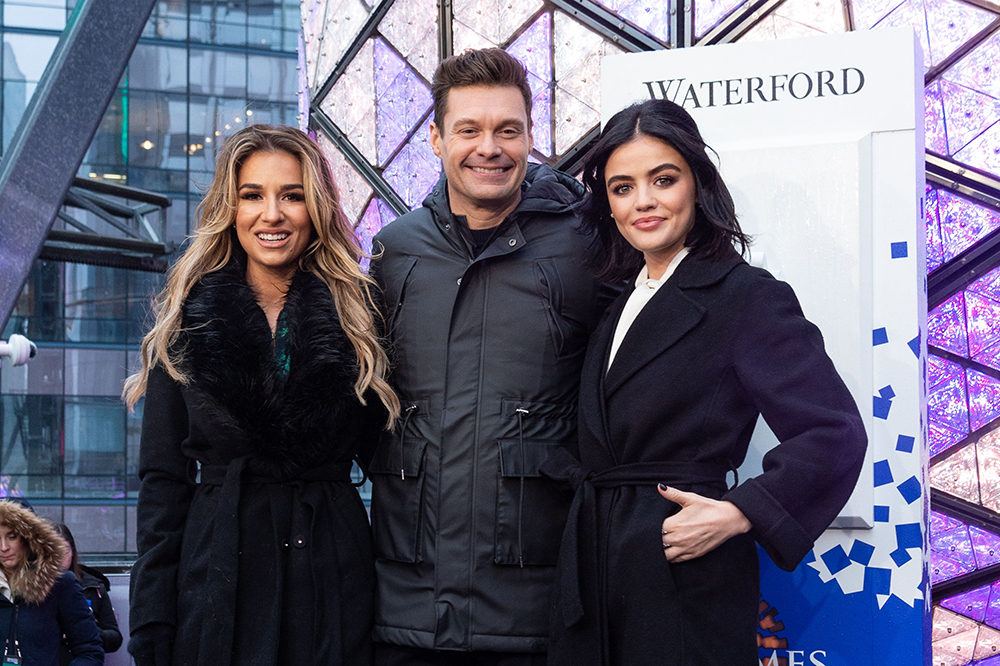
[494, 439, 572, 566]
[370, 431, 428, 564]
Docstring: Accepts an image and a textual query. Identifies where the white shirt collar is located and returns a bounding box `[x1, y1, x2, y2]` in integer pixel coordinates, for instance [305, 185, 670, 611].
[635, 246, 690, 290]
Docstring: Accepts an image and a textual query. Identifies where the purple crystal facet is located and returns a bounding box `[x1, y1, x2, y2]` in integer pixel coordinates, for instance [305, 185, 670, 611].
[926, 81, 949, 155]
[968, 368, 1000, 432]
[929, 291, 969, 356]
[942, 583, 992, 623]
[939, 190, 1000, 262]
[940, 79, 1000, 156]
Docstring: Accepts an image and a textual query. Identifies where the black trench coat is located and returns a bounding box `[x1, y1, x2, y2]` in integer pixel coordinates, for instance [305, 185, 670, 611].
[541, 249, 867, 665]
[129, 257, 384, 666]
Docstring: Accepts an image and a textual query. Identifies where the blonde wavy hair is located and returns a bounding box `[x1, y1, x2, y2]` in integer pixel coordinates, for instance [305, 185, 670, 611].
[123, 124, 399, 426]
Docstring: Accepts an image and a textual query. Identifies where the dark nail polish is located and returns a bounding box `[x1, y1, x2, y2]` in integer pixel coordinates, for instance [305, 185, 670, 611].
[658, 483, 667, 490]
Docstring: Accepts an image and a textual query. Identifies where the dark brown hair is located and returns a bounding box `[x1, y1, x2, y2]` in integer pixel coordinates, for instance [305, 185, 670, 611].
[580, 99, 751, 283]
[54, 523, 82, 581]
[431, 48, 532, 127]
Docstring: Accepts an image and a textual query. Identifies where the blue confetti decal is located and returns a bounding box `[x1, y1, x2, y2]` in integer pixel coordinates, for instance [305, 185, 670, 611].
[849, 540, 875, 566]
[874, 505, 890, 522]
[866, 566, 892, 595]
[879, 385, 896, 400]
[873, 327, 889, 346]
[821, 545, 852, 575]
[897, 477, 921, 504]
[896, 435, 915, 453]
[908, 333, 920, 359]
[896, 522, 922, 549]
[890, 547, 912, 566]
[891, 241, 908, 258]
[874, 460, 894, 487]
[874, 395, 893, 420]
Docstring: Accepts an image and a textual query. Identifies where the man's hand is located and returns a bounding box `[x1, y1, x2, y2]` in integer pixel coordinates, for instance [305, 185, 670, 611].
[658, 484, 751, 563]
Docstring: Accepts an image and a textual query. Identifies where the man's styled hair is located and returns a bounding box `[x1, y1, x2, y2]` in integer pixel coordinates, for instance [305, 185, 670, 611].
[431, 48, 532, 127]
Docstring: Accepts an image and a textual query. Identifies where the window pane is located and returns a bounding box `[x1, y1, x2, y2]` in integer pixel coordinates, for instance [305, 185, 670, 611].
[64, 348, 127, 397]
[247, 55, 297, 103]
[84, 88, 127, 169]
[3, 4, 65, 29]
[190, 49, 247, 96]
[64, 505, 126, 552]
[130, 44, 188, 92]
[0, 347, 63, 394]
[1, 395, 63, 476]
[129, 90, 189, 170]
[3, 33, 59, 81]
[3, 80, 34, 152]
[63, 397, 126, 475]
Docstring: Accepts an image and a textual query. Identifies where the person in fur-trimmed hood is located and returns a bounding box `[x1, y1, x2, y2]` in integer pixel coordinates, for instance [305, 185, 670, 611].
[0, 500, 103, 666]
[124, 125, 399, 666]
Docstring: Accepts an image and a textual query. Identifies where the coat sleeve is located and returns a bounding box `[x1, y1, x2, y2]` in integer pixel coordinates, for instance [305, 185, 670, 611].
[92, 586, 123, 654]
[56, 573, 104, 666]
[722, 277, 867, 571]
[129, 364, 194, 635]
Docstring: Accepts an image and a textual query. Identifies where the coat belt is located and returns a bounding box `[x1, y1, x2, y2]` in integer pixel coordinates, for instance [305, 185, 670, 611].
[196, 457, 354, 666]
[539, 447, 730, 631]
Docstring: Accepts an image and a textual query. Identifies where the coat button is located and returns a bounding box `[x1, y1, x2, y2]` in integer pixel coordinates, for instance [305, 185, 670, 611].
[293, 535, 306, 548]
[445, 223, 451, 230]
[282, 540, 289, 548]
[508, 238, 516, 247]
[456, 277, 462, 285]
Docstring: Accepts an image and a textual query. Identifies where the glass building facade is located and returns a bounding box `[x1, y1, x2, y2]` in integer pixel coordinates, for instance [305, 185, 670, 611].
[0, 0, 299, 560]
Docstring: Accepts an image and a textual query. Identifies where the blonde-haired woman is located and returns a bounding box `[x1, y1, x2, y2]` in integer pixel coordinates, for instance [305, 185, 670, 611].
[125, 124, 399, 666]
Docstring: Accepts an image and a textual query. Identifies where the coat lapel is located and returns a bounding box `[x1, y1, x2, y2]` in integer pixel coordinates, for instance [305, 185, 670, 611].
[603, 250, 745, 398]
[579, 290, 630, 466]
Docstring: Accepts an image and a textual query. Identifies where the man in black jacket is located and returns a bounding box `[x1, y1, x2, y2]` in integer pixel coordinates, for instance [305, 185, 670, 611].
[368, 48, 611, 665]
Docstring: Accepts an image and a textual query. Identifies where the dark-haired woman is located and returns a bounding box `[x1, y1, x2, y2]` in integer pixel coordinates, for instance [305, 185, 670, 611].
[54, 524, 122, 665]
[540, 99, 867, 665]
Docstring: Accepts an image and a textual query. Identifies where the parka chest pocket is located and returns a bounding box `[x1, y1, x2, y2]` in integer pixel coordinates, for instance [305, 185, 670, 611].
[369, 399, 429, 564]
[533, 258, 587, 359]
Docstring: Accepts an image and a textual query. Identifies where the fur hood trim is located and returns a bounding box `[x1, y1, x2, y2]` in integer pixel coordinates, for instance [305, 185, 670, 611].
[0, 501, 67, 605]
[177, 257, 362, 476]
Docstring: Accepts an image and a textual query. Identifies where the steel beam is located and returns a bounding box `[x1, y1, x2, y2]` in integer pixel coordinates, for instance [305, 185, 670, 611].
[0, 0, 156, 329]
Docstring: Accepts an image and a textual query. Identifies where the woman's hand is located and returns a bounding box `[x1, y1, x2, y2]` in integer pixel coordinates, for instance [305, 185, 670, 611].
[658, 484, 751, 563]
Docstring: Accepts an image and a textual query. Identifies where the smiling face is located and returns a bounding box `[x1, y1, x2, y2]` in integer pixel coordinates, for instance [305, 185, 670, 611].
[604, 134, 698, 280]
[235, 149, 314, 287]
[0, 525, 26, 572]
[429, 85, 533, 226]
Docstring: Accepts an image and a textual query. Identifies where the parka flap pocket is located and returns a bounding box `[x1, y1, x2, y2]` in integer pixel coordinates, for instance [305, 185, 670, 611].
[497, 440, 561, 478]
[500, 399, 576, 421]
[370, 436, 427, 478]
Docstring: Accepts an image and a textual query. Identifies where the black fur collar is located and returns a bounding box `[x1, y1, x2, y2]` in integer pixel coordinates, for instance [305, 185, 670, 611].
[179, 258, 360, 474]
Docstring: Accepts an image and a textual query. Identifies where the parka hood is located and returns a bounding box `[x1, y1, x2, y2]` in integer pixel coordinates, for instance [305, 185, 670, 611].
[0, 500, 68, 605]
[422, 162, 585, 222]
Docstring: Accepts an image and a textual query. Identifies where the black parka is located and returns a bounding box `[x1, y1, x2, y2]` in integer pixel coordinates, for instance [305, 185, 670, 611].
[369, 164, 612, 653]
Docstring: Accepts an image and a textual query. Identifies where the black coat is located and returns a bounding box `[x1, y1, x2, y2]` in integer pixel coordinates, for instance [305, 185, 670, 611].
[368, 164, 613, 652]
[541, 249, 867, 665]
[129, 258, 384, 666]
[59, 567, 122, 665]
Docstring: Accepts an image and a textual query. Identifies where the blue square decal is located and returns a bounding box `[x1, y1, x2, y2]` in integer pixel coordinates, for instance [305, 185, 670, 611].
[890, 547, 912, 567]
[908, 334, 921, 359]
[873, 328, 889, 346]
[821, 545, 852, 575]
[896, 522, 922, 549]
[896, 435, 915, 453]
[874, 460, 894, 487]
[874, 396, 892, 420]
[849, 540, 875, 566]
[891, 242, 908, 258]
[898, 476, 921, 504]
[874, 505, 890, 522]
[879, 385, 896, 400]
[866, 567, 892, 595]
